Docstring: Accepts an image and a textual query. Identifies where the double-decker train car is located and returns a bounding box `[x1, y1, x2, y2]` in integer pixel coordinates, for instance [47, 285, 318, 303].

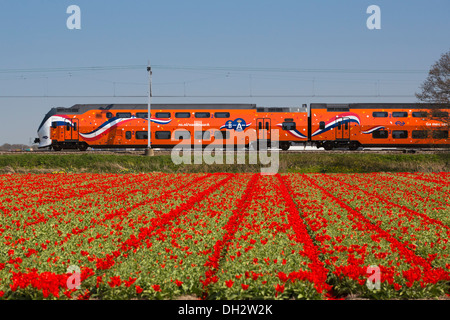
[310, 103, 449, 150]
[35, 102, 449, 151]
[36, 104, 308, 151]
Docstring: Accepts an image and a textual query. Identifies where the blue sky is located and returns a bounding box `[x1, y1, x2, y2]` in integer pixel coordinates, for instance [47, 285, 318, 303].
[0, 0, 449, 144]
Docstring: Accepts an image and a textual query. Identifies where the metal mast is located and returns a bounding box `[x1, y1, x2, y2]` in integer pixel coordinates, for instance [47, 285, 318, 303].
[145, 62, 154, 156]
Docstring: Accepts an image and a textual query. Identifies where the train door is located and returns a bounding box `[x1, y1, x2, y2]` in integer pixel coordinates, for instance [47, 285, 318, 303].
[257, 118, 271, 149]
[71, 119, 79, 141]
[257, 119, 271, 140]
[336, 117, 350, 140]
[64, 119, 79, 141]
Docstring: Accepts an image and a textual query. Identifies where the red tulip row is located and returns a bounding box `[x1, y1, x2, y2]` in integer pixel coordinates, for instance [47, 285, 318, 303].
[0, 174, 119, 208]
[205, 175, 328, 299]
[1, 173, 225, 298]
[308, 173, 450, 271]
[285, 174, 450, 298]
[326, 174, 450, 228]
[93, 173, 251, 299]
[1, 173, 204, 256]
[338, 173, 449, 212]
[0, 172, 448, 299]
[395, 172, 450, 186]
[381, 172, 449, 195]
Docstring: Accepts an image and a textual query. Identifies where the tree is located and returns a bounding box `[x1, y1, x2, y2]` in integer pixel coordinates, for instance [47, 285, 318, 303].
[415, 51, 450, 148]
[416, 50, 450, 103]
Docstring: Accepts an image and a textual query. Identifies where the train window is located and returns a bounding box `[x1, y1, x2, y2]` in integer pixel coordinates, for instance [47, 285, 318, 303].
[412, 111, 428, 118]
[432, 111, 449, 118]
[214, 112, 230, 118]
[195, 112, 211, 118]
[52, 122, 57, 129]
[282, 122, 296, 130]
[155, 131, 171, 139]
[327, 107, 349, 112]
[392, 112, 408, 118]
[372, 130, 388, 139]
[373, 112, 388, 118]
[125, 131, 132, 139]
[136, 131, 148, 139]
[73, 123, 77, 131]
[257, 108, 266, 112]
[265, 122, 269, 130]
[319, 122, 325, 130]
[432, 131, 448, 139]
[116, 112, 131, 118]
[106, 112, 113, 119]
[66, 123, 71, 131]
[194, 131, 211, 140]
[175, 112, 191, 118]
[392, 130, 408, 139]
[412, 130, 428, 139]
[259, 122, 262, 130]
[136, 112, 148, 119]
[214, 130, 230, 139]
[174, 130, 191, 140]
[155, 112, 171, 119]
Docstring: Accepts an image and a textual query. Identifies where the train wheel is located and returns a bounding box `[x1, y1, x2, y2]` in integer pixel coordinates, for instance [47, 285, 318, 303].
[280, 142, 290, 151]
[348, 141, 360, 151]
[52, 144, 62, 151]
[78, 143, 88, 151]
[323, 141, 333, 151]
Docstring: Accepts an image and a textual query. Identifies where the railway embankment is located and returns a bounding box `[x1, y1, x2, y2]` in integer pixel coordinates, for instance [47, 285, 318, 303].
[0, 151, 448, 174]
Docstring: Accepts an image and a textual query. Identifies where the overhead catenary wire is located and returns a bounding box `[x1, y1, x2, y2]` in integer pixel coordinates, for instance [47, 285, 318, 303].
[0, 64, 429, 75]
[0, 64, 424, 100]
[0, 94, 416, 98]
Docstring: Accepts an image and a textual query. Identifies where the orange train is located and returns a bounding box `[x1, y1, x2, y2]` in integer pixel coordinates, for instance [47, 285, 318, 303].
[36, 103, 449, 151]
[310, 103, 449, 150]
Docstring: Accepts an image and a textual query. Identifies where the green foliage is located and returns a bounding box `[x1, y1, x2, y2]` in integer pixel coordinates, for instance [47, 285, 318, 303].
[0, 152, 448, 174]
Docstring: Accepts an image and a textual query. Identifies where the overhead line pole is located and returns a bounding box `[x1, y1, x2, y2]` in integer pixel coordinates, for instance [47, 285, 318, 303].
[145, 62, 154, 156]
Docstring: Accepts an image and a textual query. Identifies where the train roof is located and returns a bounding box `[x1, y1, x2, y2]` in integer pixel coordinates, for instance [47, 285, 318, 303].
[50, 103, 308, 115]
[311, 103, 449, 110]
[54, 104, 258, 114]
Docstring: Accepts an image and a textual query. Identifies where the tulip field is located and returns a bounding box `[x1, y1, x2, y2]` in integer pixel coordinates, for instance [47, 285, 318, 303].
[0, 172, 449, 300]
